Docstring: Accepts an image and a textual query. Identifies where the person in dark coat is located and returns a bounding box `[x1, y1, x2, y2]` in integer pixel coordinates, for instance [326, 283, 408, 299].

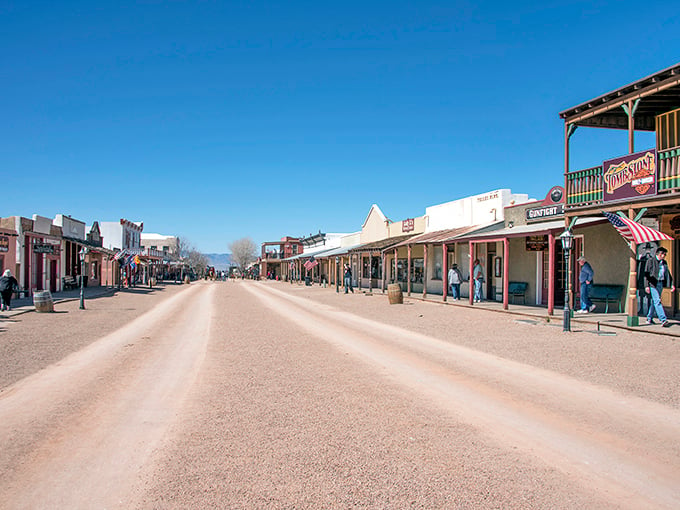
[636, 243, 653, 316]
[0, 269, 19, 311]
[644, 246, 675, 327]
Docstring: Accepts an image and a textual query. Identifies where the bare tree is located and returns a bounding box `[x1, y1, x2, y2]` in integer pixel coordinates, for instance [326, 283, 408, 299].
[176, 236, 194, 260]
[173, 236, 209, 278]
[228, 237, 258, 272]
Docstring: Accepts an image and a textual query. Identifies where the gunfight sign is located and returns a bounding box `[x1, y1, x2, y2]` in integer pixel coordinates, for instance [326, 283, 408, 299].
[602, 149, 657, 203]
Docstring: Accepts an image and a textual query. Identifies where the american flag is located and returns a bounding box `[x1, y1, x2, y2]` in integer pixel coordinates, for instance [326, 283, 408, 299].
[113, 249, 126, 261]
[603, 212, 673, 244]
[303, 255, 318, 271]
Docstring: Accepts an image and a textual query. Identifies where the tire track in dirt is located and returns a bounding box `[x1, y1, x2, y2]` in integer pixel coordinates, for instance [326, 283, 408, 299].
[0, 282, 213, 509]
[245, 282, 680, 509]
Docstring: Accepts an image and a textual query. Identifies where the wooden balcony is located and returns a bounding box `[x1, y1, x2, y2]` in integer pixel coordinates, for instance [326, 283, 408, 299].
[566, 145, 680, 209]
[566, 165, 603, 208]
[658, 145, 680, 191]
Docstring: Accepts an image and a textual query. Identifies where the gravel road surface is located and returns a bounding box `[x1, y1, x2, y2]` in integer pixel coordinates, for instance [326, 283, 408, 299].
[0, 280, 678, 509]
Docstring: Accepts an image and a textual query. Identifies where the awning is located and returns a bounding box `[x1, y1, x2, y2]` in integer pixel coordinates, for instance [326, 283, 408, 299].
[315, 243, 364, 258]
[348, 234, 416, 255]
[62, 235, 116, 256]
[453, 217, 605, 242]
[389, 222, 501, 248]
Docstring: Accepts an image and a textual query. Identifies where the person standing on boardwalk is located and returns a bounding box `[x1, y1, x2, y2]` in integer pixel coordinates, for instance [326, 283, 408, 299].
[343, 264, 354, 294]
[0, 269, 19, 311]
[636, 244, 653, 316]
[472, 259, 484, 302]
[644, 246, 675, 328]
[576, 256, 595, 314]
[448, 264, 463, 300]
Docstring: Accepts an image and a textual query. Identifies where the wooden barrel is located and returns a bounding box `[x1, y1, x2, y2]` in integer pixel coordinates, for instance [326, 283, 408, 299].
[387, 283, 403, 305]
[33, 290, 54, 313]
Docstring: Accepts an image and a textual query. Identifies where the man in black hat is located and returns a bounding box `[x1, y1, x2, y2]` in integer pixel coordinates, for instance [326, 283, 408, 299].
[644, 246, 675, 327]
[636, 243, 653, 316]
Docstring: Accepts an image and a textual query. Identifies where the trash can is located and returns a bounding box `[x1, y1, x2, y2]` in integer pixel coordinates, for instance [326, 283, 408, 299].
[305, 276, 311, 286]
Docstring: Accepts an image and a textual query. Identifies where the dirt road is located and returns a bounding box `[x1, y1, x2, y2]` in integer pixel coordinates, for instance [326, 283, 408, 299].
[0, 280, 678, 508]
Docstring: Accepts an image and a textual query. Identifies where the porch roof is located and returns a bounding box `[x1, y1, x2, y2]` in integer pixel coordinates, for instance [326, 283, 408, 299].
[389, 222, 502, 248]
[559, 62, 680, 130]
[454, 217, 606, 242]
[348, 234, 415, 254]
[62, 235, 116, 256]
[316, 243, 364, 258]
[283, 245, 340, 261]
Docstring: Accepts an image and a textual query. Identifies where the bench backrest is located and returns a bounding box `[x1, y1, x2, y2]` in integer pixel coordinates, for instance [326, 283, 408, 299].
[589, 284, 625, 299]
[508, 281, 528, 293]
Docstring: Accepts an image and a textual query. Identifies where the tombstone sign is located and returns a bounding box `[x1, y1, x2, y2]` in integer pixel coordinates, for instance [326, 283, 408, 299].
[602, 149, 657, 203]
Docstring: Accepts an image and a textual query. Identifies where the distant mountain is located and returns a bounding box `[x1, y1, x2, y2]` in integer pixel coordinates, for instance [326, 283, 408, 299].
[205, 253, 232, 270]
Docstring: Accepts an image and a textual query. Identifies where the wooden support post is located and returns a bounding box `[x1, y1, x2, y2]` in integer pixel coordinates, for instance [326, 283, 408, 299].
[407, 244, 412, 296]
[548, 231, 555, 315]
[422, 244, 428, 298]
[503, 238, 509, 310]
[627, 208, 639, 326]
[469, 241, 474, 305]
[442, 243, 448, 301]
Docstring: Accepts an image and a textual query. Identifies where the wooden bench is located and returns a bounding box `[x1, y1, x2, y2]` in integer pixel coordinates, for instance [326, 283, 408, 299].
[62, 275, 78, 290]
[508, 281, 529, 304]
[588, 284, 625, 313]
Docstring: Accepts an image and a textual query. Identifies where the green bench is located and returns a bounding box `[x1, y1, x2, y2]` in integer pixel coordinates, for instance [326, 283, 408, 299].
[588, 284, 625, 313]
[508, 281, 529, 304]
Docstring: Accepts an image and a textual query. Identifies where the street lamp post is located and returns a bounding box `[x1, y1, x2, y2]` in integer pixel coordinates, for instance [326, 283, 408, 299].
[335, 256, 339, 293]
[560, 229, 574, 332]
[79, 247, 88, 310]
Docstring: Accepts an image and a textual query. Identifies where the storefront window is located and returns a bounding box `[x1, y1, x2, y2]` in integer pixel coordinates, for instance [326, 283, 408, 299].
[411, 258, 424, 283]
[432, 246, 442, 280]
[396, 258, 407, 282]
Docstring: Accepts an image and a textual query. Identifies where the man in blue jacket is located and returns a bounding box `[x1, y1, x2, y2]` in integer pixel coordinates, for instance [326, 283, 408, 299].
[644, 246, 675, 327]
[575, 256, 595, 314]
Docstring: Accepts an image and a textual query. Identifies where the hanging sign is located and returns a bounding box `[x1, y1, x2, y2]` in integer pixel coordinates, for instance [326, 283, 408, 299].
[526, 235, 549, 251]
[33, 244, 56, 254]
[602, 149, 657, 203]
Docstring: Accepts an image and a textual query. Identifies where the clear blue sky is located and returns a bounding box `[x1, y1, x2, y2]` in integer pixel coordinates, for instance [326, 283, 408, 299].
[2, 1, 677, 252]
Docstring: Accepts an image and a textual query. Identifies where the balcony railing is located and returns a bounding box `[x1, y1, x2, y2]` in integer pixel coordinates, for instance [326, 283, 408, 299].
[566, 146, 680, 208]
[566, 165, 603, 207]
[658, 145, 680, 191]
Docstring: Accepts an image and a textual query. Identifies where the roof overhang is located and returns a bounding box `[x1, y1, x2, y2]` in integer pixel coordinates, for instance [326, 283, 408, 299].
[559, 63, 680, 130]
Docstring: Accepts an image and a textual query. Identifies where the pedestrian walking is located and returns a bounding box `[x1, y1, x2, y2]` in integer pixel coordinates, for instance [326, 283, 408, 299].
[448, 264, 463, 300]
[576, 256, 596, 313]
[637, 244, 653, 316]
[0, 269, 19, 311]
[343, 264, 354, 294]
[644, 246, 675, 327]
[472, 259, 484, 302]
